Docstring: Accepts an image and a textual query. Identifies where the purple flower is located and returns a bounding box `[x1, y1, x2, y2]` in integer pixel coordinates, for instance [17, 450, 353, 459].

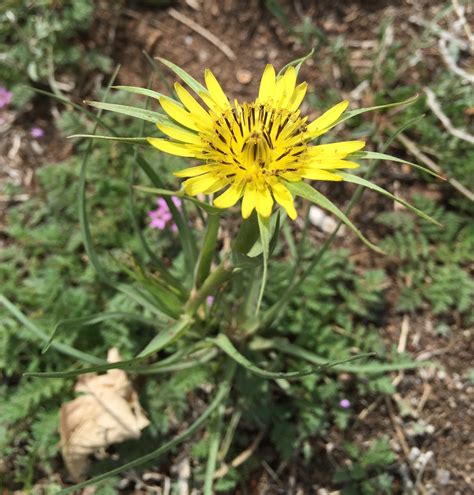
[148, 196, 181, 231]
[339, 399, 351, 409]
[206, 296, 215, 306]
[0, 87, 13, 108]
[31, 127, 44, 138]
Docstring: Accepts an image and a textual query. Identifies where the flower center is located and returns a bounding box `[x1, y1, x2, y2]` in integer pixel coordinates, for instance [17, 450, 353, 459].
[241, 130, 272, 169]
[206, 102, 308, 182]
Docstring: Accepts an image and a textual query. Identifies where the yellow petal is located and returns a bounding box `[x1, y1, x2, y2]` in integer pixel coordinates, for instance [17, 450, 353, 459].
[157, 124, 202, 145]
[204, 69, 230, 110]
[258, 64, 276, 102]
[279, 66, 297, 107]
[174, 164, 219, 178]
[204, 177, 231, 194]
[241, 182, 257, 219]
[147, 137, 195, 157]
[307, 159, 360, 170]
[288, 82, 308, 112]
[306, 100, 349, 137]
[160, 98, 200, 131]
[174, 82, 214, 129]
[271, 181, 297, 220]
[308, 140, 365, 158]
[213, 181, 245, 208]
[184, 173, 224, 195]
[300, 169, 343, 181]
[255, 186, 273, 217]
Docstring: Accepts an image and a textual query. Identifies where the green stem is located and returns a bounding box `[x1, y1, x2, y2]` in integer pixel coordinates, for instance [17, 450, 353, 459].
[258, 162, 377, 331]
[185, 260, 233, 317]
[194, 213, 221, 288]
[203, 404, 225, 495]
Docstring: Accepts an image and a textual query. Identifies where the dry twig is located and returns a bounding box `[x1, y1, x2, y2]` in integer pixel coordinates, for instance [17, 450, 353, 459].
[387, 124, 474, 202]
[168, 8, 236, 61]
[424, 87, 474, 144]
[213, 430, 265, 479]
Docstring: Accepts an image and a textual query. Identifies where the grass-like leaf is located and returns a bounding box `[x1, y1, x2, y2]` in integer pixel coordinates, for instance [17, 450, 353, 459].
[339, 95, 419, 124]
[286, 181, 385, 254]
[352, 150, 444, 179]
[157, 57, 209, 95]
[0, 295, 105, 365]
[278, 48, 315, 76]
[85, 100, 171, 124]
[112, 85, 172, 102]
[137, 317, 193, 357]
[270, 338, 433, 373]
[134, 185, 221, 214]
[212, 334, 374, 379]
[339, 173, 442, 226]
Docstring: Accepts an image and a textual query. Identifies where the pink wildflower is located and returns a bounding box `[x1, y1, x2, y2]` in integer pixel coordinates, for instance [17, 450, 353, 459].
[339, 399, 351, 409]
[206, 296, 215, 306]
[0, 87, 13, 108]
[31, 127, 44, 138]
[148, 196, 181, 231]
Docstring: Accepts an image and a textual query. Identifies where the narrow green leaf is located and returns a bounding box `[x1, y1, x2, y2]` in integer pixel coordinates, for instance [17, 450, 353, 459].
[27, 86, 116, 136]
[339, 173, 442, 226]
[134, 185, 220, 214]
[24, 357, 148, 379]
[112, 85, 170, 102]
[339, 95, 419, 124]
[212, 334, 374, 380]
[136, 154, 198, 277]
[0, 295, 105, 365]
[286, 181, 384, 254]
[157, 57, 208, 95]
[270, 338, 433, 373]
[57, 362, 236, 494]
[204, 405, 224, 495]
[43, 312, 160, 353]
[256, 214, 271, 314]
[278, 48, 315, 76]
[351, 150, 444, 179]
[79, 67, 120, 284]
[68, 134, 148, 143]
[135, 348, 218, 374]
[137, 317, 193, 357]
[85, 101, 171, 124]
[128, 102, 185, 292]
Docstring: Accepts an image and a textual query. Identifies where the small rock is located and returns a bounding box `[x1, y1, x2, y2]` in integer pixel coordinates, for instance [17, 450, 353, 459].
[309, 205, 345, 235]
[436, 468, 451, 485]
[236, 69, 252, 84]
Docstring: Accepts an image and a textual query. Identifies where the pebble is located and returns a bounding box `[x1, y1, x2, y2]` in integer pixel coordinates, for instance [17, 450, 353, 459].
[436, 468, 451, 485]
[236, 69, 252, 84]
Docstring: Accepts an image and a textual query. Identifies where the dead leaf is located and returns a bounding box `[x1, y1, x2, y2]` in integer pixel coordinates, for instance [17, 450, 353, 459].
[59, 348, 150, 481]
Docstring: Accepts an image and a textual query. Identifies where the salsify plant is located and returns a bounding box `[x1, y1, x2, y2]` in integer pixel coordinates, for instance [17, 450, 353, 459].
[4, 53, 443, 493]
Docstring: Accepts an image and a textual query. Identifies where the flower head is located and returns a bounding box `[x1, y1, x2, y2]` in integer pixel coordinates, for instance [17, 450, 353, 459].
[148, 65, 364, 220]
[339, 399, 351, 409]
[31, 127, 45, 138]
[148, 196, 180, 231]
[0, 87, 13, 108]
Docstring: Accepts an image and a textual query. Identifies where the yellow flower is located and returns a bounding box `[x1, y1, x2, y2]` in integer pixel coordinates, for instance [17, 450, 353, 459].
[148, 64, 364, 220]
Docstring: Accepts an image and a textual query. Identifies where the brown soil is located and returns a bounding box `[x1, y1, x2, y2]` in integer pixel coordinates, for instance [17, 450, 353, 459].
[3, 0, 473, 493]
